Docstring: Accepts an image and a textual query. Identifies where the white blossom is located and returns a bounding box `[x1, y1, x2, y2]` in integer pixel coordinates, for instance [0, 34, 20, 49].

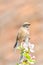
[23, 42, 28, 51]
[28, 42, 34, 49]
[28, 42, 35, 53]
[32, 56, 36, 59]
[30, 49, 34, 53]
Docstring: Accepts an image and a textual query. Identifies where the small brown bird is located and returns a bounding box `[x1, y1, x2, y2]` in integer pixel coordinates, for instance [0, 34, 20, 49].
[14, 22, 30, 48]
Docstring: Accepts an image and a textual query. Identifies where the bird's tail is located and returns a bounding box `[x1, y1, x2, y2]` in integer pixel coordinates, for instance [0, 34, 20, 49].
[13, 36, 18, 48]
[13, 41, 17, 48]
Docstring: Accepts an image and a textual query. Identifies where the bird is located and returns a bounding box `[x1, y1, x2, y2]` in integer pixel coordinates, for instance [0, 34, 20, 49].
[13, 22, 30, 48]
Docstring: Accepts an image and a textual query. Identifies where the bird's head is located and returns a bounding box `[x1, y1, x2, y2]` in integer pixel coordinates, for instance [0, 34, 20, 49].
[22, 22, 31, 30]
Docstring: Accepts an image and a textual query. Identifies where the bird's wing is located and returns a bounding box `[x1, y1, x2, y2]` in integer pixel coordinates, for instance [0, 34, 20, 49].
[17, 27, 28, 43]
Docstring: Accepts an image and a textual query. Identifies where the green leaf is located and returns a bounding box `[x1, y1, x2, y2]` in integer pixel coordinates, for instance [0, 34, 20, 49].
[23, 52, 35, 64]
[16, 63, 22, 65]
[23, 52, 31, 59]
